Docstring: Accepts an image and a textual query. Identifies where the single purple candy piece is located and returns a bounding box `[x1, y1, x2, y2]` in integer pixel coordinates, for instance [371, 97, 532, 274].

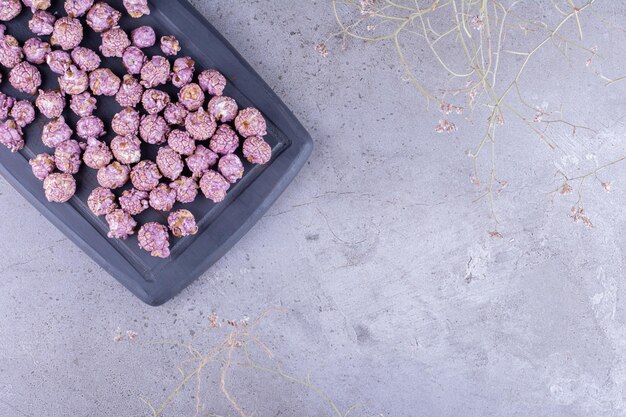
[170, 176, 197, 204]
[168, 209, 198, 238]
[209, 124, 239, 155]
[111, 107, 140, 136]
[22, 0, 50, 12]
[76, 115, 105, 139]
[88, 186, 117, 216]
[167, 129, 195, 156]
[163, 102, 188, 125]
[9, 62, 41, 94]
[218, 154, 244, 184]
[172, 56, 194, 74]
[199, 170, 229, 203]
[0, 118, 23, 152]
[115, 74, 143, 107]
[130, 160, 161, 191]
[207, 96, 238, 123]
[89, 68, 121, 96]
[121, 45, 145, 75]
[97, 161, 130, 189]
[185, 108, 216, 141]
[71, 47, 101, 72]
[59, 65, 89, 95]
[86, 2, 121, 33]
[106, 209, 136, 239]
[65, 0, 94, 17]
[130, 25, 155, 48]
[10, 100, 35, 127]
[198, 69, 226, 96]
[70, 92, 97, 117]
[160, 35, 180, 56]
[41, 117, 72, 148]
[138, 222, 170, 258]
[82, 137, 112, 169]
[141, 88, 170, 115]
[0, 92, 15, 120]
[235, 107, 267, 138]
[101, 26, 130, 58]
[29, 10, 55, 35]
[171, 56, 194, 88]
[43, 173, 76, 203]
[149, 183, 176, 212]
[0, 0, 21, 21]
[156, 146, 183, 180]
[51, 17, 83, 50]
[123, 0, 150, 18]
[178, 83, 204, 112]
[0, 29, 22, 68]
[23, 37, 50, 64]
[35, 89, 64, 118]
[119, 188, 149, 216]
[185, 145, 218, 178]
[243, 136, 271, 164]
[140, 55, 170, 88]
[110, 134, 141, 164]
[139, 114, 169, 145]
[29, 153, 55, 180]
[54, 139, 83, 174]
[46, 50, 71, 74]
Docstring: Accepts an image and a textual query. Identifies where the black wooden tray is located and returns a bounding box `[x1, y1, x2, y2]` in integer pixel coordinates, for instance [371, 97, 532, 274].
[0, 0, 313, 305]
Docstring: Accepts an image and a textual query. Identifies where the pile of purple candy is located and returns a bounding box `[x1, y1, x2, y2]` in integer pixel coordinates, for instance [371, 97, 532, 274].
[0, 0, 272, 258]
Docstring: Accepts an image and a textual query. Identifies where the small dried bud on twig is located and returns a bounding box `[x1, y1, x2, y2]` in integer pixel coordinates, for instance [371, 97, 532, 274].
[435, 119, 457, 133]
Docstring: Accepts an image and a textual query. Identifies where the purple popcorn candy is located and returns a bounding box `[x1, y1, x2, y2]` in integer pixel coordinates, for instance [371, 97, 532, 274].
[123, 0, 149, 18]
[156, 146, 183, 180]
[171, 56, 194, 88]
[86, 2, 121, 33]
[170, 175, 197, 204]
[172, 56, 194, 74]
[209, 124, 238, 155]
[199, 170, 229, 203]
[35, 89, 64, 118]
[178, 83, 204, 111]
[0, 118, 23, 152]
[76, 115, 105, 139]
[0, 0, 21, 21]
[54, 139, 83, 174]
[0, 92, 15, 120]
[121, 45, 145, 75]
[110, 134, 141, 164]
[58, 65, 89, 95]
[82, 137, 112, 169]
[168, 209, 198, 238]
[0, 31, 22, 68]
[149, 183, 176, 212]
[218, 153, 244, 184]
[111, 107, 140, 136]
[28, 10, 55, 35]
[207, 96, 238, 123]
[41, 117, 72, 148]
[185, 108, 216, 141]
[243, 135, 271, 164]
[64, 0, 94, 17]
[130, 25, 155, 48]
[138, 222, 169, 258]
[163, 102, 188, 125]
[43, 173, 76, 203]
[10, 100, 35, 127]
[70, 91, 97, 117]
[235, 107, 267, 138]
[115, 74, 143, 107]
[29, 153, 55, 180]
[9, 62, 41, 94]
[130, 160, 161, 191]
[119, 188, 149, 215]
[46, 50, 71, 74]
[185, 144, 218, 178]
[141, 88, 170, 115]
[167, 129, 195, 156]
[198, 69, 226, 96]
[140, 55, 170, 88]
[89, 68, 121, 96]
[97, 161, 130, 189]
[106, 209, 136, 239]
[51, 17, 83, 50]
[22, 37, 49, 64]
[88, 186, 117, 216]
[101, 26, 130, 58]
[160, 35, 180, 56]
[139, 114, 169, 145]
[22, 0, 50, 12]
[71, 47, 101, 72]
